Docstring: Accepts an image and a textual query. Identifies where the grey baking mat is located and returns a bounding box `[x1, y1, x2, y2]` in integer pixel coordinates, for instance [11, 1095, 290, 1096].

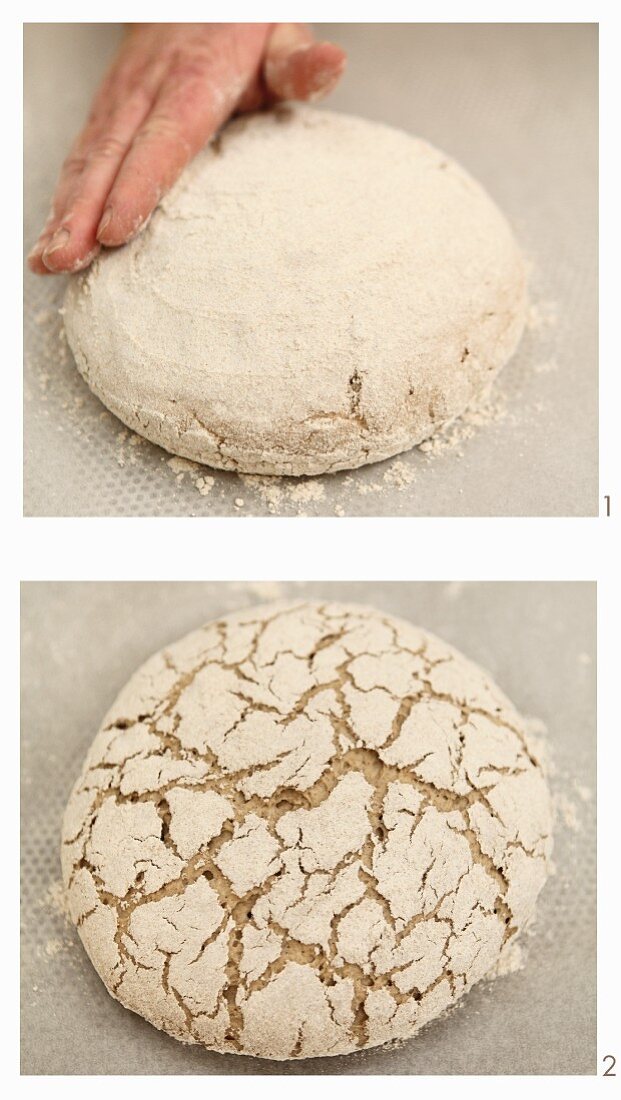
[21, 582, 596, 1074]
[24, 24, 598, 517]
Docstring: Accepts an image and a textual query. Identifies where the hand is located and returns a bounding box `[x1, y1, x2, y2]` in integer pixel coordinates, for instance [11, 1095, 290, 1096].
[28, 23, 346, 275]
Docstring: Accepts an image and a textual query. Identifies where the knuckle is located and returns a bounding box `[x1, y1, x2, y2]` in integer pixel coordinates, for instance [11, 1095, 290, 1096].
[133, 114, 189, 151]
[166, 54, 213, 86]
[86, 135, 127, 163]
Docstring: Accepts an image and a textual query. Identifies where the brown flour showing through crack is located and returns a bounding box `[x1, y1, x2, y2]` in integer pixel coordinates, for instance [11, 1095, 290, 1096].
[61, 601, 553, 1060]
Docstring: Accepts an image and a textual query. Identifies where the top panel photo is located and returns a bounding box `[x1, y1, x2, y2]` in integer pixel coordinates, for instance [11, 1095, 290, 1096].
[23, 22, 598, 517]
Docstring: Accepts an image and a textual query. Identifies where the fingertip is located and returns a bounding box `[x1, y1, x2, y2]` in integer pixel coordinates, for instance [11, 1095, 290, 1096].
[40, 249, 70, 273]
[309, 41, 348, 74]
[41, 235, 101, 274]
[298, 42, 347, 101]
[266, 40, 347, 103]
[40, 227, 72, 271]
[27, 248, 50, 275]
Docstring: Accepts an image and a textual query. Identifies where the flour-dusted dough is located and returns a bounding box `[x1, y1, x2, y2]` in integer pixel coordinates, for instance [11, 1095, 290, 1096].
[63, 107, 527, 477]
[62, 601, 552, 1060]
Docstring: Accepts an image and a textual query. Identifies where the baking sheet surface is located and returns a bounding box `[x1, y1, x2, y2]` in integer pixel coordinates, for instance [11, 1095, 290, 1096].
[24, 24, 598, 516]
[21, 582, 596, 1074]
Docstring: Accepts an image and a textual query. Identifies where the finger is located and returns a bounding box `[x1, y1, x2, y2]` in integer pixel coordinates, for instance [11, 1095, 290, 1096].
[28, 39, 166, 273]
[27, 57, 128, 270]
[264, 23, 347, 102]
[36, 90, 155, 273]
[27, 208, 60, 273]
[27, 137, 95, 273]
[96, 73, 239, 247]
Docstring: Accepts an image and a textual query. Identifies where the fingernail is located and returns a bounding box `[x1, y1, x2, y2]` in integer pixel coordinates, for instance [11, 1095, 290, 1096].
[97, 207, 113, 236]
[42, 227, 70, 260]
[27, 240, 43, 262]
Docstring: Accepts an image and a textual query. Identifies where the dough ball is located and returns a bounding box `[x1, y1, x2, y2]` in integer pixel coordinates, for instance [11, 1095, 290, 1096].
[64, 107, 526, 477]
[62, 601, 552, 1060]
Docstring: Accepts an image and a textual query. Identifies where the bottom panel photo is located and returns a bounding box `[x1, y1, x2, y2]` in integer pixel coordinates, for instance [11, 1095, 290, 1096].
[20, 581, 596, 1075]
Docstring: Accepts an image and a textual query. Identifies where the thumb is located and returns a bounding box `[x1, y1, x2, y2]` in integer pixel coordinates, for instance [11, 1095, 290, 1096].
[264, 23, 346, 103]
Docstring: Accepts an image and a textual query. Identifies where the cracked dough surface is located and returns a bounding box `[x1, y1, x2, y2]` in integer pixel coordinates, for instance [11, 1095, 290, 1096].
[63, 107, 527, 477]
[61, 601, 552, 1060]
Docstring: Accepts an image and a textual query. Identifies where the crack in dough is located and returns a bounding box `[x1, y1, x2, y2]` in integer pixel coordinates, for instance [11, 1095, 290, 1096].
[63, 107, 526, 477]
[61, 600, 552, 1060]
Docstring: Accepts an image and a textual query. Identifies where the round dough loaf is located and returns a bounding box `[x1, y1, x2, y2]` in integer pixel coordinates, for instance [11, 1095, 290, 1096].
[62, 601, 552, 1060]
[64, 107, 526, 476]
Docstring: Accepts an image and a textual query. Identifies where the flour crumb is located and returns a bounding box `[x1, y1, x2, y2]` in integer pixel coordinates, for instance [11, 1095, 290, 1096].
[44, 939, 64, 957]
[41, 937, 74, 959]
[37, 879, 70, 924]
[116, 429, 145, 468]
[195, 475, 214, 496]
[238, 474, 324, 514]
[555, 793, 581, 832]
[167, 456, 197, 477]
[357, 481, 383, 496]
[239, 475, 284, 512]
[419, 390, 508, 459]
[533, 358, 558, 374]
[288, 480, 325, 504]
[166, 455, 214, 496]
[526, 299, 559, 332]
[382, 459, 416, 489]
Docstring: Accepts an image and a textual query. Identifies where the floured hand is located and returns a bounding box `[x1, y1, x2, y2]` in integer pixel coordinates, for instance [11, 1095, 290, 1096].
[28, 23, 346, 275]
